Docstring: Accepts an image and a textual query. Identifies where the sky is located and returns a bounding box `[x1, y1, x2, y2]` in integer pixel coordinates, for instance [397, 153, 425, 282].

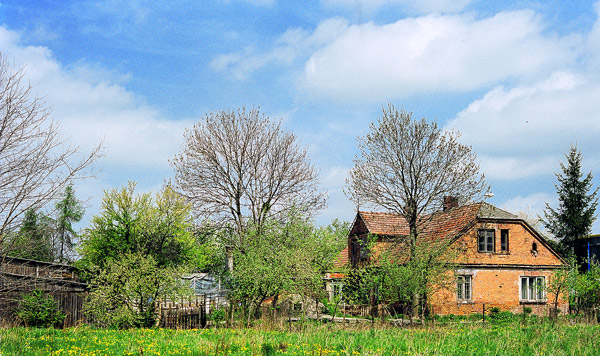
[1, 0, 599, 234]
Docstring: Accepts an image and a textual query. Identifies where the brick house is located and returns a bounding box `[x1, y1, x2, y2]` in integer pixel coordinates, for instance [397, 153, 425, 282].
[337, 201, 568, 316]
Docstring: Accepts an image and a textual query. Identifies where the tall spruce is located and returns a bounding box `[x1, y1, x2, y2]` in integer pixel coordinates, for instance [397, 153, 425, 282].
[543, 145, 599, 254]
[55, 185, 84, 262]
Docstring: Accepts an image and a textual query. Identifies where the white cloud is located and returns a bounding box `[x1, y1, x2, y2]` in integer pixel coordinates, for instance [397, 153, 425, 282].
[448, 71, 600, 180]
[499, 192, 554, 232]
[213, 10, 578, 102]
[300, 11, 579, 103]
[322, 0, 473, 15]
[211, 18, 349, 79]
[501, 192, 554, 214]
[0, 26, 193, 172]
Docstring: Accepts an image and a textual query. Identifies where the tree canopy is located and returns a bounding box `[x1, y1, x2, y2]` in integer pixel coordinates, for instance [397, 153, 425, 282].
[79, 182, 196, 270]
[171, 107, 326, 243]
[79, 183, 200, 328]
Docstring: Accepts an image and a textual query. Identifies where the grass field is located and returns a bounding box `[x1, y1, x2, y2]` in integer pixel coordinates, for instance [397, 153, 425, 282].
[1, 321, 599, 355]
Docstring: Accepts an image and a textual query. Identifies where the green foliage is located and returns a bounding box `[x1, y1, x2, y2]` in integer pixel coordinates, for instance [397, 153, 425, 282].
[260, 343, 276, 356]
[189, 222, 227, 273]
[224, 213, 348, 324]
[569, 262, 600, 314]
[543, 145, 599, 254]
[54, 185, 84, 262]
[3, 322, 600, 355]
[16, 289, 65, 328]
[487, 308, 514, 322]
[79, 182, 196, 271]
[9, 208, 55, 261]
[207, 308, 227, 325]
[79, 183, 200, 328]
[376, 235, 458, 317]
[341, 267, 379, 305]
[85, 252, 189, 328]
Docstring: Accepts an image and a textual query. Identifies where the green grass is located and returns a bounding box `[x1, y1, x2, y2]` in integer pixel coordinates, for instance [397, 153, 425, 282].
[1, 321, 599, 355]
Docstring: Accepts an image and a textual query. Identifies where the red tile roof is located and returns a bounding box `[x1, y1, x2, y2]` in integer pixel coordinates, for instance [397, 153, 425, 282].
[333, 203, 519, 268]
[333, 246, 349, 268]
[359, 203, 481, 242]
[332, 203, 484, 267]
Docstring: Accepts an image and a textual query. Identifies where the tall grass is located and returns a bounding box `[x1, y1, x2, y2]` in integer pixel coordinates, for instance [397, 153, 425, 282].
[1, 320, 599, 355]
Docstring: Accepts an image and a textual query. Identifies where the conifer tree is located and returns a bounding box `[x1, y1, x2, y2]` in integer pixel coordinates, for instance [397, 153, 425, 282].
[543, 145, 599, 254]
[13, 209, 54, 261]
[55, 185, 84, 262]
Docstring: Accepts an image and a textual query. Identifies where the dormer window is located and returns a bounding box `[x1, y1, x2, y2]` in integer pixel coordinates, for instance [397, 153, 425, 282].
[478, 229, 495, 253]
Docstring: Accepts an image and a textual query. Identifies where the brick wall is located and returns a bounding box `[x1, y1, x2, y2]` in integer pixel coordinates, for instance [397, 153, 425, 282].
[455, 221, 563, 267]
[430, 220, 567, 316]
[430, 268, 568, 316]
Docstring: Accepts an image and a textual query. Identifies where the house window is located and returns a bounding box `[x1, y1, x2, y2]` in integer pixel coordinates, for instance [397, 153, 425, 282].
[500, 229, 509, 252]
[352, 236, 368, 265]
[521, 276, 545, 302]
[330, 282, 344, 301]
[457, 275, 472, 301]
[478, 229, 495, 252]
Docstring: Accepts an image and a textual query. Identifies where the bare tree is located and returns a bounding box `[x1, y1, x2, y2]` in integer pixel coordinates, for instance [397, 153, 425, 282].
[347, 104, 488, 237]
[171, 107, 325, 247]
[346, 104, 488, 316]
[0, 55, 102, 254]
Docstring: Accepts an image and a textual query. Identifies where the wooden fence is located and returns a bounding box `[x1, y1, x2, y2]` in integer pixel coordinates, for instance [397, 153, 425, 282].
[159, 293, 227, 329]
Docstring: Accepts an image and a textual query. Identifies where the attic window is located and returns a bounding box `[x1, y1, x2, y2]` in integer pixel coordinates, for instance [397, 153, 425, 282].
[478, 229, 495, 253]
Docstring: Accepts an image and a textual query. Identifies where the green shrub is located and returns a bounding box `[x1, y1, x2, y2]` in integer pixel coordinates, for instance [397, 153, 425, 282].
[488, 307, 514, 321]
[16, 289, 65, 328]
[261, 343, 275, 356]
[208, 308, 227, 324]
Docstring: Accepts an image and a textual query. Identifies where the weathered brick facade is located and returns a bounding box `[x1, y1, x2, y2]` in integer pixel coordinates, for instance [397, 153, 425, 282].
[341, 203, 567, 316]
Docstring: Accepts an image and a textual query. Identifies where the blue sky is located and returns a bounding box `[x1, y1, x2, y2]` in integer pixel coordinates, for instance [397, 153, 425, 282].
[1, 0, 600, 234]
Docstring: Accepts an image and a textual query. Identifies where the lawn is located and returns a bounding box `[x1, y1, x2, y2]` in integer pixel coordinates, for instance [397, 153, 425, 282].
[1, 321, 599, 355]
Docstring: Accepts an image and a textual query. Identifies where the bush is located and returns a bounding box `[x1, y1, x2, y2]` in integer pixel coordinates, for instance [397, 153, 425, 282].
[488, 307, 514, 321]
[16, 289, 65, 328]
[207, 308, 227, 325]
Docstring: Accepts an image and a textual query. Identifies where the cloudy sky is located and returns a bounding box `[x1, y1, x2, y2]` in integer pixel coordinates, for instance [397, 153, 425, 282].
[1, 0, 599, 233]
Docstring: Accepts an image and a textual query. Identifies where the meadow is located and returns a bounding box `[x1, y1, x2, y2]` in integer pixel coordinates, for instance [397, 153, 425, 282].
[1, 320, 599, 356]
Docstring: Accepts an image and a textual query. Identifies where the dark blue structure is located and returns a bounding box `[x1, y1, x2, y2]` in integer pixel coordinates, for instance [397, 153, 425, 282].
[575, 234, 600, 271]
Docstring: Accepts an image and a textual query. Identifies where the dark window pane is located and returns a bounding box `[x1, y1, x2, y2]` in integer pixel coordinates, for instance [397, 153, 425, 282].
[501, 230, 508, 251]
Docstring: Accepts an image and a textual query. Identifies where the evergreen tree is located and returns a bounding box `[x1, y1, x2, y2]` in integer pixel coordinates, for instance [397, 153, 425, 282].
[55, 185, 84, 262]
[13, 208, 54, 261]
[543, 145, 599, 255]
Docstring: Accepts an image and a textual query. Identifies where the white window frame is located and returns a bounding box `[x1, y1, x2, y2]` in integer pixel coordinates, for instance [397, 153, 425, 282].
[329, 282, 344, 301]
[457, 275, 472, 302]
[520, 276, 546, 302]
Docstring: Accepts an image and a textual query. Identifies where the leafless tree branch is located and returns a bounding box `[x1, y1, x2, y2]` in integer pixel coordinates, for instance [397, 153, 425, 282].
[0, 54, 103, 252]
[171, 107, 326, 247]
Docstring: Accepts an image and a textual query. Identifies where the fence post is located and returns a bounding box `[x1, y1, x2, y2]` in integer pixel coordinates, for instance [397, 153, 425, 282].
[482, 303, 485, 323]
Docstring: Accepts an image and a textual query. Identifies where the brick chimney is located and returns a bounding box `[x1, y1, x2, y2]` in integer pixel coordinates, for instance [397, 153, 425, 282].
[443, 196, 459, 211]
